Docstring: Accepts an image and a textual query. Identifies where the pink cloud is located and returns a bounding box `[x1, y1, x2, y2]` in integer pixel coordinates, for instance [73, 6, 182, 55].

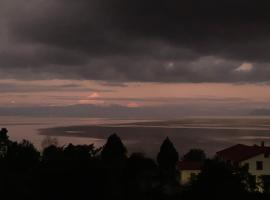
[235, 62, 253, 72]
[126, 102, 140, 108]
[88, 92, 100, 98]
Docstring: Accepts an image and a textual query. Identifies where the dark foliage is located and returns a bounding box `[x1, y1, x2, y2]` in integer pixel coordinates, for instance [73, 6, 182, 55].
[182, 149, 206, 162]
[125, 153, 158, 200]
[101, 133, 127, 162]
[0, 128, 8, 141]
[157, 137, 179, 171]
[0, 128, 268, 200]
[0, 128, 9, 157]
[156, 137, 180, 198]
[182, 159, 262, 200]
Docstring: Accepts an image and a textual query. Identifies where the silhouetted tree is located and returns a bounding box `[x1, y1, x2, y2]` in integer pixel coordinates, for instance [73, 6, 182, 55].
[182, 149, 206, 162]
[100, 133, 128, 200]
[0, 129, 267, 200]
[6, 140, 40, 170]
[0, 128, 9, 198]
[101, 133, 127, 162]
[38, 143, 102, 200]
[41, 136, 58, 150]
[0, 139, 40, 199]
[183, 159, 251, 200]
[157, 137, 180, 198]
[64, 143, 101, 161]
[42, 145, 64, 162]
[237, 164, 259, 193]
[0, 128, 9, 157]
[125, 153, 158, 200]
[0, 128, 8, 141]
[157, 137, 179, 171]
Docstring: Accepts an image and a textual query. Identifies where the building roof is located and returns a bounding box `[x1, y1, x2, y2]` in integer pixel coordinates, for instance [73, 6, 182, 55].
[178, 161, 203, 170]
[216, 144, 270, 163]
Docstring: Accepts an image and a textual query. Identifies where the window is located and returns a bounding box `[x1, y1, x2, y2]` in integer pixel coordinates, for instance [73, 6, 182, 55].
[256, 161, 263, 170]
[265, 153, 269, 158]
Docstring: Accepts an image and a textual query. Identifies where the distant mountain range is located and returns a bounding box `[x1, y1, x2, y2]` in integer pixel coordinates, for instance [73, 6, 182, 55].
[0, 104, 248, 119]
[250, 109, 270, 116]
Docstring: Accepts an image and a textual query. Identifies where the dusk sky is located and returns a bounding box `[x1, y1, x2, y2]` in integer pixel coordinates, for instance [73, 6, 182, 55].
[1, 0, 270, 117]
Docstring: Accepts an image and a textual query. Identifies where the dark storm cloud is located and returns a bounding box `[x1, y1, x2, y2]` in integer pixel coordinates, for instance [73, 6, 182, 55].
[98, 81, 129, 87]
[1, 0, 270, 82]
[0, 82, 113, 93]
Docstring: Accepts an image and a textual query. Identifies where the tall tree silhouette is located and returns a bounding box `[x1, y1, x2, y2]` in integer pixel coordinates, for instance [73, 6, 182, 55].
[157, 137, 179, 171]
[157, 137, 180, 197]
[101, 133, 127, 162]
[100, 133, 127, 200]
[0, 128, 9, 157]
[0, 128, 8, 141]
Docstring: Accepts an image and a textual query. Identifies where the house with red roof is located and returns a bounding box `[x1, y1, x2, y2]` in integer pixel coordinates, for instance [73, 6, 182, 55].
[178, 161, 203, 185]
[216, 142, 270, 192]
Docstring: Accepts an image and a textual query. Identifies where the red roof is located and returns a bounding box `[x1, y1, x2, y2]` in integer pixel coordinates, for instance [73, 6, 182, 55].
[216, 144, 270, 163]
[178, 161, 203, 170]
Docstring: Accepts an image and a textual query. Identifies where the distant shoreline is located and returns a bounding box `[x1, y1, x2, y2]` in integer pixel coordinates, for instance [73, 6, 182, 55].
[39, 118, 270, 157]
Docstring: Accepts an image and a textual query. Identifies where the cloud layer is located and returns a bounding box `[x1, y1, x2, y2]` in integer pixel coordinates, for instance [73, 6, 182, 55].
[1, 0, 270, 82]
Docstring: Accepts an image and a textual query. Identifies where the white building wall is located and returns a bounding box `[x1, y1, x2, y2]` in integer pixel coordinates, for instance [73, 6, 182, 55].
[240, 153, 270, 192]
[240, 153, 270, 176]
[180, 170, 201, 185]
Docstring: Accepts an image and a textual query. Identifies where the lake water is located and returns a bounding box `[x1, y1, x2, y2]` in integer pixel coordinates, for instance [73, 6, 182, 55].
[0, 116, 150, 149]
[1, 116, 270, 157]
